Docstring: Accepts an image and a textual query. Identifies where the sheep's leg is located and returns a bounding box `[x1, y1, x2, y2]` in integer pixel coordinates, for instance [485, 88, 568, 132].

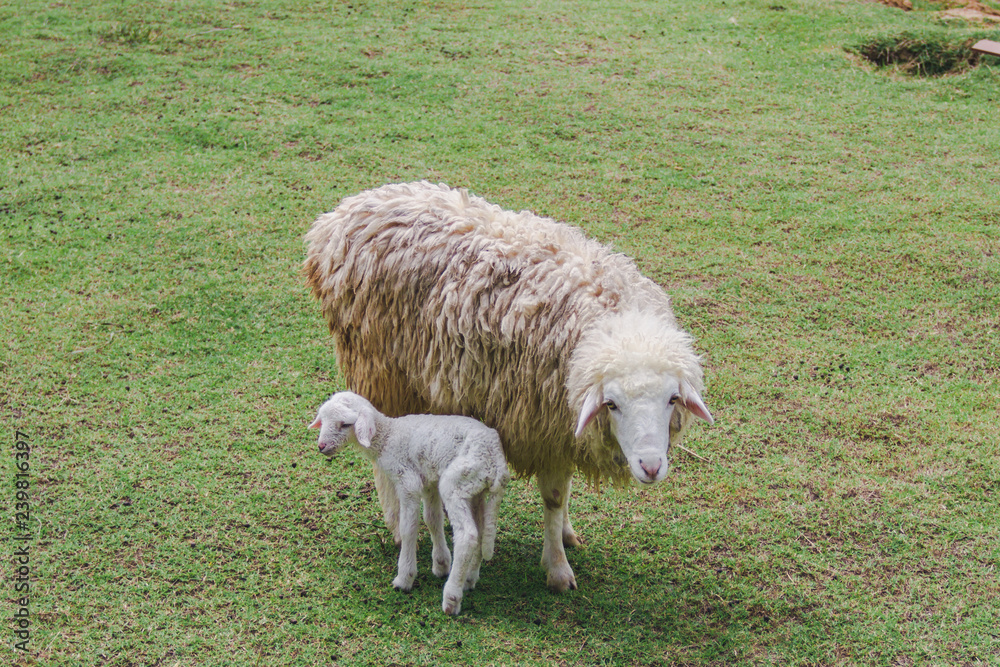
[423, 488, 451, 578]
[391, 492, 421, 592]
[374, 465, 401, 546]
[537, 468, 578, 592]
[346, 352, 424, 547]
[561, 478, 582, 548]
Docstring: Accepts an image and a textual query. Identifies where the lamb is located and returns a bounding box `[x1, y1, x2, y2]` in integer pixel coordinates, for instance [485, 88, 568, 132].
[310, 391, 510, 616]
[304, 181, 714, 592]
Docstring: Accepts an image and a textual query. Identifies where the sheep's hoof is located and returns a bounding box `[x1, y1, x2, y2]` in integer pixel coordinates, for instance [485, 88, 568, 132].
[545, 565, 577, 593]
[464, 569, 480, 591]
[562, 531, 583, 548]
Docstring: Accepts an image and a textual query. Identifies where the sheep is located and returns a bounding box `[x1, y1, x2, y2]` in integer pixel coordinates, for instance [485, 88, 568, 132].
[311, 391, 510, 616]
[304, 181, 714, 592]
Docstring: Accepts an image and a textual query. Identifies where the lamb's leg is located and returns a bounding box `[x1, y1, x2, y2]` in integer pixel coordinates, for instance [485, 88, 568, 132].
[391, 492, 421, 591]
[537, 468, 577, 592]
[480, 479, 507, 561]
[374, 465, 401, 546]
[440, 478, 479, 615]
[464, 494, 485, 591]
[423, 488, 451, 578]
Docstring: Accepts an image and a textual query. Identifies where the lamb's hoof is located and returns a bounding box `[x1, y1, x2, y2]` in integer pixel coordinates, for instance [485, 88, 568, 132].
[442, 590, 463, 616]
[432, 556, 451, 579]
[545, 565, 577, 593]
[392, 576, 414, 592]
[464, 569, 480, 591]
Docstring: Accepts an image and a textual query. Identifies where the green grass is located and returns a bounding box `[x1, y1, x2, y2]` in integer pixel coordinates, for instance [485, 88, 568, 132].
[3, 0, 999, 665]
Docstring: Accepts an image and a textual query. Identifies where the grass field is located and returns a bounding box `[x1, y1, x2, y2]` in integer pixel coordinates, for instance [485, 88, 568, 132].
[3, 0, 999, 665]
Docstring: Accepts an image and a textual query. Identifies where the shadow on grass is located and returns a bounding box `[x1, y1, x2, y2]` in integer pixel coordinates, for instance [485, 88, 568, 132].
[327, 524, 811, 663]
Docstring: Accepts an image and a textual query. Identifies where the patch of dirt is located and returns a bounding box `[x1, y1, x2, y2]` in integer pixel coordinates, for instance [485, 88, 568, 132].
[940, 5, 1000, 21]
[876, 0, 1000, 20]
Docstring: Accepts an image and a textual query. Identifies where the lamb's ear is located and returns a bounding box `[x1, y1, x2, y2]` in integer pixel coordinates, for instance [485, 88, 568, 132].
[680, 383, 714, 425]
[309, 416, 322, 429]
[353, 407, 377, 448]
[575, 385, 604, 438]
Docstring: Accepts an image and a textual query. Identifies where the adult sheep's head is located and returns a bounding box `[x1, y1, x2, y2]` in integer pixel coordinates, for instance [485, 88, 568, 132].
[568, 311, 713, 484]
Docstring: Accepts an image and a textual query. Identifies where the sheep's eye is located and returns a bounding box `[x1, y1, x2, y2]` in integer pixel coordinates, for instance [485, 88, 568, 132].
[334, 422, 344, 430]
[604, 400, 619, 412]
[669, 395, 680, 406]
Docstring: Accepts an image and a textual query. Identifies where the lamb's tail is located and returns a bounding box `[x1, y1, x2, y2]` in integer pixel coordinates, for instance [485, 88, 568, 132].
[480, 468, 510, 561]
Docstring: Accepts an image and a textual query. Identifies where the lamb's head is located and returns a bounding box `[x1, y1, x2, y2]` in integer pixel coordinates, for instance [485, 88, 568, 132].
[309, 391, 378, 456]
[568, 311, 713, 484]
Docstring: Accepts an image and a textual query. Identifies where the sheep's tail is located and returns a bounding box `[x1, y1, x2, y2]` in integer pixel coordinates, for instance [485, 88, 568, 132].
[480, 468, 509, 561]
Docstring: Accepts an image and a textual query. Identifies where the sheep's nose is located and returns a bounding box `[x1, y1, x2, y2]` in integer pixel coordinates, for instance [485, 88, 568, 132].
[318, 444, 325, 453]
[639, 458, 662, 480]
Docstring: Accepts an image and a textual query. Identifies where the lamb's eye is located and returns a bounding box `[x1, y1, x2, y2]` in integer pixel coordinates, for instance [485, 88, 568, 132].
[668, 395, 679, 406]
[605, 400, 619, 412]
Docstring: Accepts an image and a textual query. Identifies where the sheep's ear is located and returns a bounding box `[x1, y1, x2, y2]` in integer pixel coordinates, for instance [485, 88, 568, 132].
[354, 408, 377, 448]
[309, 416, 322, 429]
[574, 385, 604, 438]
[680, 383, 714, 425]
